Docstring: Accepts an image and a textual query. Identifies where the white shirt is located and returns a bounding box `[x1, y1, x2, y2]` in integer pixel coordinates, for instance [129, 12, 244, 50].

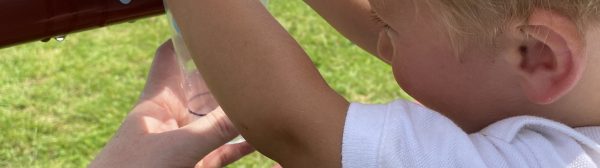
[342, 100, 600, 168]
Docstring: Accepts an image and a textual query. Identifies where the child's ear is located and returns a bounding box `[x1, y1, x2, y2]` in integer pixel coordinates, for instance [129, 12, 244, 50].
[507, 9, 586, 105]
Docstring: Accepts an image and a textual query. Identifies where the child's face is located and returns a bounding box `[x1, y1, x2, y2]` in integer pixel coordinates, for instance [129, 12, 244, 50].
[370, 0, 527, 130]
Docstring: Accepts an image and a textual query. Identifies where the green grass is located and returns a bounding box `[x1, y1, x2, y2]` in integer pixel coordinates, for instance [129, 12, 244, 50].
[0, 1, 410, 167]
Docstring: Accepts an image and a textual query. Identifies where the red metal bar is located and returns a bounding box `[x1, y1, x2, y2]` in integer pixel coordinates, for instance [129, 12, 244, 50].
[0, 0, 165, 48]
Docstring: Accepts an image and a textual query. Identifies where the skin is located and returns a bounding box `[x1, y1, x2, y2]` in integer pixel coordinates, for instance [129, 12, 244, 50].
[90, 41, 255, 168]
[166, 0, 600, 167]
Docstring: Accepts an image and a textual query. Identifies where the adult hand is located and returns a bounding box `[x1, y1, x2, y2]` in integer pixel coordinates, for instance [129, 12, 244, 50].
[90, 40, 254, 168]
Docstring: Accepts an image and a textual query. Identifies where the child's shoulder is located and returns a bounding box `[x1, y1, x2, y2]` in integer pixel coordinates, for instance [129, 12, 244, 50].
[342, 99, 600, 168]
[346, 100, 456, 132]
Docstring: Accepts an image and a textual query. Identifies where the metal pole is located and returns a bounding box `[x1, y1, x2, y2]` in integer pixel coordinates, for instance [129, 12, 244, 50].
[0, 0, 165, 48]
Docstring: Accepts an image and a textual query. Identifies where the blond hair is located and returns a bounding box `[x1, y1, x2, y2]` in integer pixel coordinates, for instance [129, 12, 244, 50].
[429, 0, 600, 50]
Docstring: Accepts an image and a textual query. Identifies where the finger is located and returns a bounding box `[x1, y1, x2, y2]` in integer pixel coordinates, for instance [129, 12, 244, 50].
[132, 40, 191, 125]
[196, 142, 255, 168]
[139, 39, 186, 103]
[180, 107, 240, 151]
[272, 163, 283, 168]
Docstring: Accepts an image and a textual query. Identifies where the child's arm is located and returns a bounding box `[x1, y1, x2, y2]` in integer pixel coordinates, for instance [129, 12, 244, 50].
[303, 0, 386, 62]
[166, 0, 348, 167]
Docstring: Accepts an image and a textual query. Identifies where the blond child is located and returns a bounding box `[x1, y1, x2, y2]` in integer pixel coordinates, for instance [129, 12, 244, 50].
[166, 0, 600, 167]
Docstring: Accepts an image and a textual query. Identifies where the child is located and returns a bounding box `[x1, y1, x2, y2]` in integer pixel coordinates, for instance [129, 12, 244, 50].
[166, 0, 600, 167]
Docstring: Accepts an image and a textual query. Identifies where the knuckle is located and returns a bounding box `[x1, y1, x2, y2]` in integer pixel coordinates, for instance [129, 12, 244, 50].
[208, 113, 237, 141]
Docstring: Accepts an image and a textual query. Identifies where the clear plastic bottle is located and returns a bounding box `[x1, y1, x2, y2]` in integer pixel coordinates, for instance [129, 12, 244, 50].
[165, 0, 269, 121]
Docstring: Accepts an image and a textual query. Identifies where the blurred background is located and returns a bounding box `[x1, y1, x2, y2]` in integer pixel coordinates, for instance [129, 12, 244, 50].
[0, 1, 411, 167]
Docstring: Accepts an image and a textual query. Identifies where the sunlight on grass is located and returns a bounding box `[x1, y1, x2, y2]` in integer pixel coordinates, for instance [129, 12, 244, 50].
[0, 1, 409, 167]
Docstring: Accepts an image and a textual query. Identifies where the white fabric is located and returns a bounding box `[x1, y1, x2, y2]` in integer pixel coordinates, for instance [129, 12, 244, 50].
[342, 100, 600, 168]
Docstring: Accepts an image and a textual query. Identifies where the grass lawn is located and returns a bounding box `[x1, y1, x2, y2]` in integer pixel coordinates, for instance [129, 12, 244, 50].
[0, 1, 411, 167]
